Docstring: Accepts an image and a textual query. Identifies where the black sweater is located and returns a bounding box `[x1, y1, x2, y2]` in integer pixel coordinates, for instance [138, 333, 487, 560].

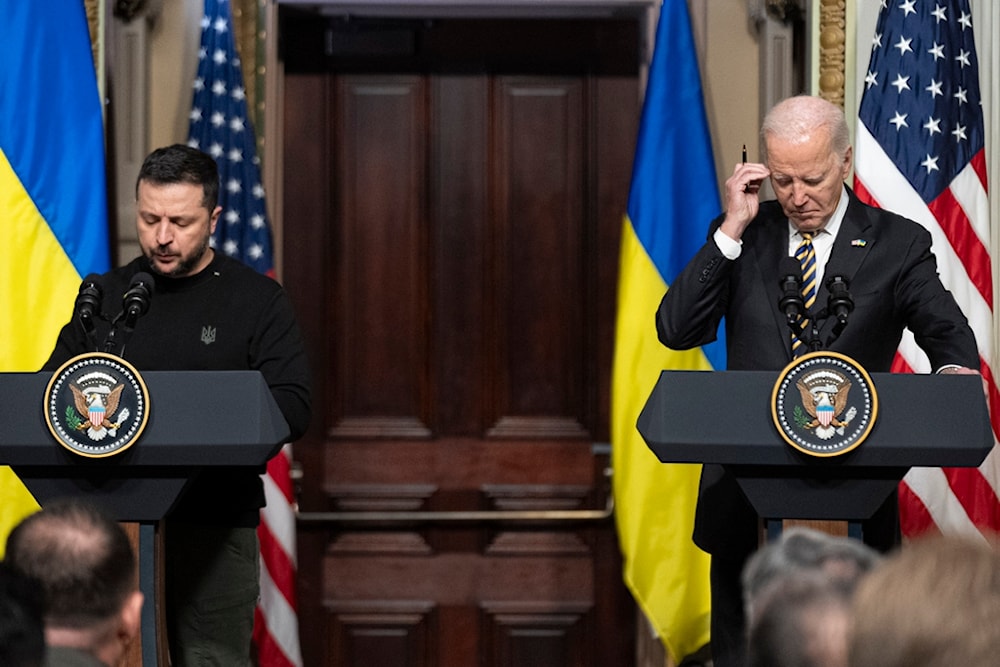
[45, 253, 311, 525]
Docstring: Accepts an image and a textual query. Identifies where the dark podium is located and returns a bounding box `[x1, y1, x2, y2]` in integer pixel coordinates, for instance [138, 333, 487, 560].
[2, 370, 290, 667]
[637, 370, 992, 539]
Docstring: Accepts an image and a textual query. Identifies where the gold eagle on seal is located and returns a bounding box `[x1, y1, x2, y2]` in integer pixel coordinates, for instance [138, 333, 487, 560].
[70, 382, 126, 440]
[795, 369, 855, 440]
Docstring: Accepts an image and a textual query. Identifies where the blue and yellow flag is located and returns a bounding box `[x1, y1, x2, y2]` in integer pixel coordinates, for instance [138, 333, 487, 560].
[0, 0, 111, 554]
[611, 0, 723, 660]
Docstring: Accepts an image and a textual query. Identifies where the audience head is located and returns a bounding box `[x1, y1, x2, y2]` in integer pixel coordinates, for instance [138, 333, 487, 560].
[741, 527, 880, 667]
[0, 561, 46, 667]
[742, 526, 879, 624]
[849, 534, 1000, 667]
[4, 498, 143, 667]
[746, 570, 851, 667]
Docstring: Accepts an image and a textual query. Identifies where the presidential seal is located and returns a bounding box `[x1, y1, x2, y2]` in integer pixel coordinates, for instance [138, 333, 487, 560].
[771, 351, 878, 457]
[44, 353, 150, 458]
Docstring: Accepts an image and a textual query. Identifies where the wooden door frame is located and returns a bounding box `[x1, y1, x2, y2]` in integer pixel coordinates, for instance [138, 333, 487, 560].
[265, 3, 658, 665]
[263, 0, 659, 283]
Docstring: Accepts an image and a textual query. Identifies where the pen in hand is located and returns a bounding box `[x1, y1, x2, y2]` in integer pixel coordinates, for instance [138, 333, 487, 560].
[742, 144, 749, 192]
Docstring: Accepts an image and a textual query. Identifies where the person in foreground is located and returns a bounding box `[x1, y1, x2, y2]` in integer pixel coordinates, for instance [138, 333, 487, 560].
[5, 498, 143, 667]
[656, 95, 979, 667]
[741, 526, 879, 626]
[742, 527, 880, 667]
[0, 561, 46, 667]
[44, 144, 312, 665]
[849, 535, 1000, 666]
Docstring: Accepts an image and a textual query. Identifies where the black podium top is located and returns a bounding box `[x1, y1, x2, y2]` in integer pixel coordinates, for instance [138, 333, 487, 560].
[639, 370, 991, 468]
[637, 370, 992, 520]
[1, 370, 290, 521]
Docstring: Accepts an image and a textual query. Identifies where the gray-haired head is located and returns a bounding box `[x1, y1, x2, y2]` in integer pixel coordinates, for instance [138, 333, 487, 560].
[742, 527, 880, 623]
[760, 95, 851, 165]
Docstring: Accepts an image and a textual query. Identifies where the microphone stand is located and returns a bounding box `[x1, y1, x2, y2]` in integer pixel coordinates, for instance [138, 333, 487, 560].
[102, 273, 154, 358]
[825, 276, 854, 346]
[75, 277, 105, 353]
[102, 313, 126, 357]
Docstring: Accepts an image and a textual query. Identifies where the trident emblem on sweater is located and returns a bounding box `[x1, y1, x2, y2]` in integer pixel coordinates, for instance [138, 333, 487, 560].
[201, 326, 217, 345]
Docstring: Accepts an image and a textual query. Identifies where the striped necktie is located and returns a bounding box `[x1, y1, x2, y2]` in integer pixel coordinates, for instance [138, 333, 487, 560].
[792, 232, 816, 356]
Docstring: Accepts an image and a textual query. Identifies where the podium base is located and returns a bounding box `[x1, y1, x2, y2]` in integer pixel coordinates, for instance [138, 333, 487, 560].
[763, 519, 863, 544]
[121, 522, 169, 667]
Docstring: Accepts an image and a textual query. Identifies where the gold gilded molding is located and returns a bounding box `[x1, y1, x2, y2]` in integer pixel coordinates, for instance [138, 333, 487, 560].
[233, 0, 257, 108]
[85, 0, 100, 76]
[233, 0, 267, 160]
[818, 0, 846, 108]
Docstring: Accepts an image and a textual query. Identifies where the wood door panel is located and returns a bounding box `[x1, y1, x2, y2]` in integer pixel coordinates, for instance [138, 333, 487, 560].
[331, 75, 430, 437]
[431, 75, 489, 436]
[482, 602, 592, 667]
[324, 553, 594, 602]
[490, 78, 586, 437]
[327, 601, 436, 667]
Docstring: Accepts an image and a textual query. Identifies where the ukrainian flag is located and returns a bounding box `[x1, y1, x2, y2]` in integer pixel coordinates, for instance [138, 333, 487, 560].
[611, 0, 724, 661]
[0, 0, 111, 554]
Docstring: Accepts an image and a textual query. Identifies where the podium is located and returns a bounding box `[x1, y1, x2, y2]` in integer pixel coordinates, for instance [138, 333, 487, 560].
[2, 370, 290, 667]
[637, 370, 992, 538]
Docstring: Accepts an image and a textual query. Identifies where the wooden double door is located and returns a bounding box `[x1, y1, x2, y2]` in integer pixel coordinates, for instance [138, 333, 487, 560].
[279, 12, 641, 666]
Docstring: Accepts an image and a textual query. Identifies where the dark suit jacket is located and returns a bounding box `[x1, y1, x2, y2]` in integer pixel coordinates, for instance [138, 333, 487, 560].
[656, 189, 979, 556]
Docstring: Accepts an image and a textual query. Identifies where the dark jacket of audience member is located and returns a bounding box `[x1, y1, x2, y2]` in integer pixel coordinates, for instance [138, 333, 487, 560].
[0, 561, 46, 667]
[4, 498, 143, 667]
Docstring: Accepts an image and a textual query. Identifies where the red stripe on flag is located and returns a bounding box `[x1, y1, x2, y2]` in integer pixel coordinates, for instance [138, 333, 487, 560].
[253, 607, 298, 667]
[971, 149, 989, 192]
[926, 188, 993, 305]
[266, 448, 295, 504]
[942, 466, 1000, 530]
[257, 518, 298, 611]
[890, 352, 913, 375]
[898, 481, 940, 538]
[852, 178, 879, 208]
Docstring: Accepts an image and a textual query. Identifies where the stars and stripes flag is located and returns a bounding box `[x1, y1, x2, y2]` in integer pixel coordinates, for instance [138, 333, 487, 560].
[187, 1, 303, 665]
[854, 0, 1000, 539]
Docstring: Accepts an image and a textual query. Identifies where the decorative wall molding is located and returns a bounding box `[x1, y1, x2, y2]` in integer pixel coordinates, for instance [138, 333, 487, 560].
[817, 0, 846, 107]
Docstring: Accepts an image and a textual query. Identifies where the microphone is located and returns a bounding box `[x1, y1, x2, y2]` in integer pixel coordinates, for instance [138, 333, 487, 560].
[826, 275, 854, 325]
[778, 256, 805, 324]
[103, 272, 154, 357]
[122, 272, 154, 330]
[74, 274, 104, 332]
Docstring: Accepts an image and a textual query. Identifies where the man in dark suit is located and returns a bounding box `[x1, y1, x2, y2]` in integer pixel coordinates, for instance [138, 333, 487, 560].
[656, 95, 980, 667]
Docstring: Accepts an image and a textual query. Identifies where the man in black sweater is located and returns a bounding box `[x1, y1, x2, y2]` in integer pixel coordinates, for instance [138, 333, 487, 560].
[45, 144, 311, 666]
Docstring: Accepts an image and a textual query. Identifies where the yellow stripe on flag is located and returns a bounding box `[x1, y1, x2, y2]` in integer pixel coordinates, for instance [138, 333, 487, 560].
[0, 150, 76, 547]
[0, 468, 40, 559]
[0, 149, 81, 371]
[612, 218, 712, 661]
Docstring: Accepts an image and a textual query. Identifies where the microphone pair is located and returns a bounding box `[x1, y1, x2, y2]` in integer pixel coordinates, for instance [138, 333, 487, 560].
[778, 256, 854, 325]
[75, 272, 155, 355]
[76, 272, 154, 327]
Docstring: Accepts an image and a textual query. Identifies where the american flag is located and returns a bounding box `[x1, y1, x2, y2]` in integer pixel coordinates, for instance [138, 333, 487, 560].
[187, 1, 303, 665]
[854, 0, 1000, 539]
